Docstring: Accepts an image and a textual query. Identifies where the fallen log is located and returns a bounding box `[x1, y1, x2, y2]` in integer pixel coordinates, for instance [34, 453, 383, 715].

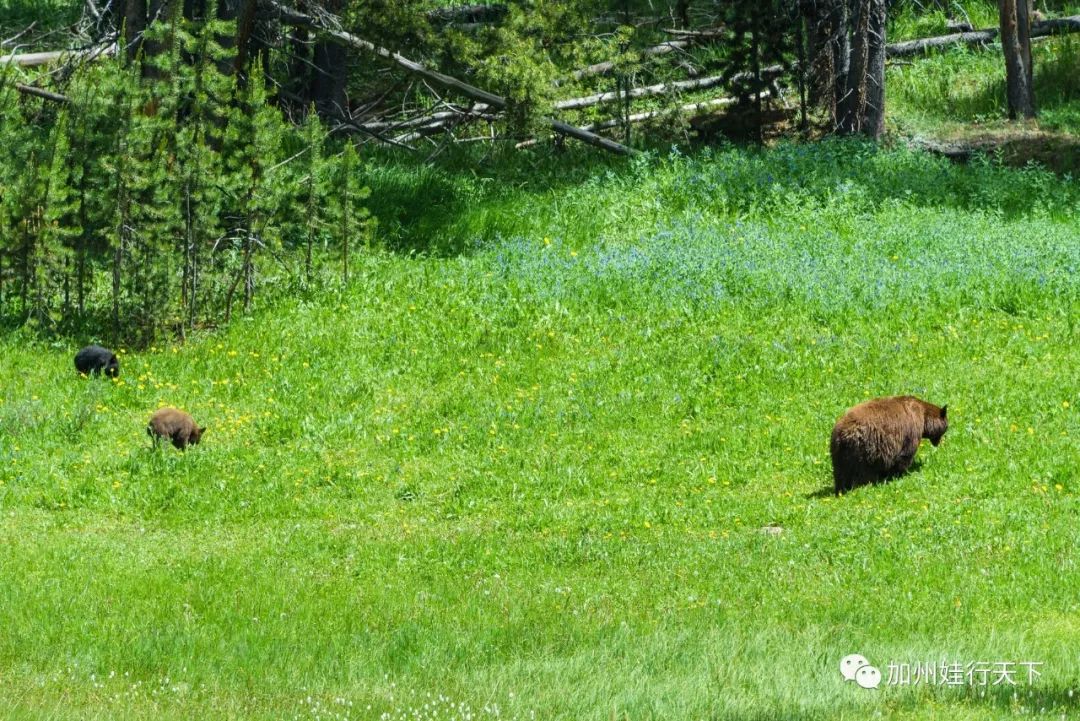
[14, 83, 69, 103]
[557, 64, 784, 111]
[907, 137, 976, 162]
[0, 42, 116, 67]
[886, 15, 1080, 57]
[556, 73, 727, 111]
[265, 1, 634, 155]
[582, 96, 738, 132]
[517, 95, 750, 149]
[662, 26, 726, 39]
[361, 107, 498, 133]
[557, 66, 786, 111]
[572, 40, 692, 80]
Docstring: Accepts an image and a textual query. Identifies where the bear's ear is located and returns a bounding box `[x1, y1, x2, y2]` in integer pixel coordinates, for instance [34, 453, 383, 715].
[940, 404, 947, 419]
[199, 426, 208, 434]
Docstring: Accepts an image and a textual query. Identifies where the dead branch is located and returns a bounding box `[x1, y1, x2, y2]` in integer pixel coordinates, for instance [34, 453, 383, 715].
[14, 83, 70, 103]
[583, 96, 738, 131]
[572, 40, 691, 80]
[362, 106, 497, 133]
[556, 65, 784, 111]
[0, 42, 116, 67]
[517, 95, 742, 149]
[2, 22, 37, 48]
[886, 15, 1080, 57]
[265, 0, 634, 155]
[662, 26, 726, 39]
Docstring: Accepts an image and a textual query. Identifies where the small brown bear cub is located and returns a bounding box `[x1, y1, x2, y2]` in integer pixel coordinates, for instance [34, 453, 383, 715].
[148, 407, 206, 450]
[831, 395, 947, 495]
[75, 344, 120, 378]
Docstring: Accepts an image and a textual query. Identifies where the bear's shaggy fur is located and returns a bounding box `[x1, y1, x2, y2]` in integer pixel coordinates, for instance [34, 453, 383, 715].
[147, 407, 206, 450]
[75, 345, 119, 378]
[831, 396, 947, 495]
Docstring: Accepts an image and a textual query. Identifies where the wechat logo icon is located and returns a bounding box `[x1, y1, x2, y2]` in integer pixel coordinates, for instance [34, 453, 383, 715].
[840, 653, 881, 690]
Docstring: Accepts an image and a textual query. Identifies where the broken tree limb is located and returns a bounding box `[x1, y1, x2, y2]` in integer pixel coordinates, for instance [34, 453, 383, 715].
[517, 95, 744, 149]
[582, 96, 738, 131]
[886, 28, 998, 56]
[572, 40, 691, 80]
[556, 65, 784, 111]
[14, 83, 70, 103]
[1038, 15, 1080, 32]
[2, 22, 37, 48]
[546, 118, 634, 154]
[362, 106, 498, 133]
[265, 0, 634, 155]
[662, 26, 726, 39]
[556, 74, 727, 111]
[0, 41, 116, 67]
[885, 15, 1080, 57]
[266, 2, 505, 106]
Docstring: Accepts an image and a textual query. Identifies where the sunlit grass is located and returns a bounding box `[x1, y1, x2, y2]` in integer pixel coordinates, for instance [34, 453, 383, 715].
[1, 141, 1079, 719]
[888, 35, 1080, 136]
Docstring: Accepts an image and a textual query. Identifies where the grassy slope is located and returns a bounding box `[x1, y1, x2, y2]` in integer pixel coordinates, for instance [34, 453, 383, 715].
[1, 142, 1079, 720]
[887, 8, 1080, 169]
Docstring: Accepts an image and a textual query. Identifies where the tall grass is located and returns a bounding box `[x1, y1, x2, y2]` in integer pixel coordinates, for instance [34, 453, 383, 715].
[888, 35, 1080, 134]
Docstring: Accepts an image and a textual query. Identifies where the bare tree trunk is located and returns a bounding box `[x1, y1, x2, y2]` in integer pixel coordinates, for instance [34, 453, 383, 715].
[862, 0, 886, 139]
[311, 0, 348, 118]
[1000, 0, 1036, 118]
[804, 0, 834, 111]
[1018, 0, 1034, 101]
[124, 0, 148, 59]
[233, 0, 262, 77]
[311, 42, 348, 118]
[675, 0, 691, 27]
[830, 0, 850, 125]
[751, 16, 763, 144]
[838, 0, 870, 133]
[797, 9, 808, 130]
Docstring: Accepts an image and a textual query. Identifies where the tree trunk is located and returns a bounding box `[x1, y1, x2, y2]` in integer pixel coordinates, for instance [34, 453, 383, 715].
[233, 0, 262, 77]
[803, 0, 834, 111]
[310, 0, 348, 118]
[124, 0, 148, 59]
[311, 42, 348, 118]
[838, 0, 870, 133]
[675, 0, 690, 28]
[1018, 0, 1034, 99]
[830, 0, 850, 125]
[861, 0, 886, 139]
[1000, 0, 1036, 118]
[140, 0, 175, 78]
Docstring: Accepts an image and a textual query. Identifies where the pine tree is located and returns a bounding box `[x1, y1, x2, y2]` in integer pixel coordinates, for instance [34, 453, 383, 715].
[328, 141, 373, 286]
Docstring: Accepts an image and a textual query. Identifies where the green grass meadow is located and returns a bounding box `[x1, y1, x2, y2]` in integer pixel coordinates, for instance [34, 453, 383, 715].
[2, 142, 1080, 720]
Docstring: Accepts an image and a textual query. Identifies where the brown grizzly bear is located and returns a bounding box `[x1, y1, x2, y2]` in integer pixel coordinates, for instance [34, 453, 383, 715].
[147, 407, 206, 450]
[830, 396, 947, 495]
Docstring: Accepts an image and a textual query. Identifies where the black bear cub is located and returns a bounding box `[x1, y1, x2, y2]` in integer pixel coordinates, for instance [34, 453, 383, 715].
[75, 345, 120, 378]
[831, 395, 948, 495]
[148, 407, 206, 450]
